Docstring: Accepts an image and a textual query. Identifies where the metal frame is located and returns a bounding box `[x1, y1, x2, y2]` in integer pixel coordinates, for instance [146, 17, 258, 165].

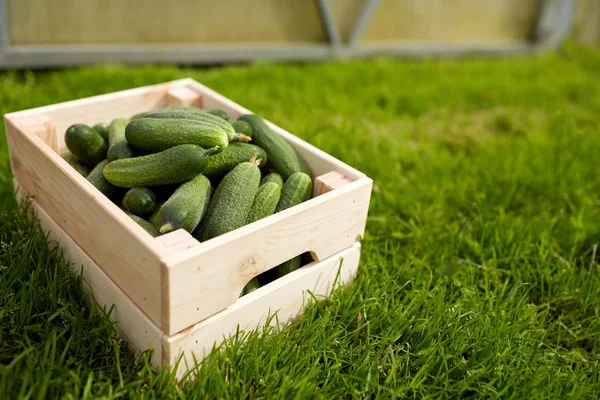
[0, 0, 579, 69]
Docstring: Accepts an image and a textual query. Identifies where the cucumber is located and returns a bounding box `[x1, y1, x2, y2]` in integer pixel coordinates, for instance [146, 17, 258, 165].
[148, 199, 165, 226]
[246, 182, 281, 224]
[108, 118, 129, 148]
[92, 123, 110, 142]
[125, 118, 228, 153]
[126, 213, 160, 237]
[207, 109, 230, 121]
[195, 162, 261, 241]
[156, 174, 212, 234]
[241, 277, 260, 296]
[275, 172, 313, 213]
[65, 124, 108, 168]
[103, 144, 218, 188]
[260, 172, 284, 189]
[273, 172, 312, 278]
[238, 114, 310, 180]
[130, 110, 156, 120]
[277, 257, 302, 277]
[86, 160, 115, 198]
[107, 140, 141, 161]
[204, 142, 267, 177]
[231, 120, 253, 138]
[61, 151, 91, 177]
[121, 187, 156, 217]
[143, 109, 235, 140]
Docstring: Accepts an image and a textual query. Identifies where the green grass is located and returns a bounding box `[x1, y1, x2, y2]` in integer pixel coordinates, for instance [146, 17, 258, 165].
[1, 43, 600, 398]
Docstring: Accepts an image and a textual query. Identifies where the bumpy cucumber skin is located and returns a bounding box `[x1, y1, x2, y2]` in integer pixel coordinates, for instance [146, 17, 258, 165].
[126, 118, 228, 153]
[121, 187, 156, 217]
[231, 120, 253, 137]
[126, 213, 160, 237]
[143, 109, 235, 140]
[260, 172, 284, 189]
[107, 140, 140, 161]
[156, 174, 211, 234]
[246, 182, 281, 224]
[195, 162, 260, 241]
[65, 124, 108, 168]
[108, 118, 129, 148]
[61, 151, 91, 177]
[86, 160, 115, 198]
[241, 277, 260, 296]
[103, 144, 217, 188]
[92, 123, 110, 141]
[204, 142, 267, 177]
[238, 114, 310, 180]
[275, 172, 313, 213]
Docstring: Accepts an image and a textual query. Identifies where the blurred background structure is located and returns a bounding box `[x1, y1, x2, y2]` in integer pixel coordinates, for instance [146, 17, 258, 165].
[0, 0, 597, 68]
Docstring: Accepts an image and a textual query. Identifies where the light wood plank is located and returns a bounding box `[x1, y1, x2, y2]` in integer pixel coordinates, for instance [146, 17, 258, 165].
[14, 181, 164, 370]
[313, 171, 354, 197]
[5, 115, 165, 328]
[162, 178, 371, 335]
[166, 87, 201, 107]
[167, 243, 361, 380]
[7, 79, 189, 152]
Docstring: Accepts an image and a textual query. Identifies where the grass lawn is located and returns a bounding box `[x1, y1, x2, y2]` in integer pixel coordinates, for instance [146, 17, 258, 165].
[0, 43, 599, 398]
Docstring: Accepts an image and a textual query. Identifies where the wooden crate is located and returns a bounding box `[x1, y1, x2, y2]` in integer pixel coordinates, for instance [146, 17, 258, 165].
[4, 78, 372, 376]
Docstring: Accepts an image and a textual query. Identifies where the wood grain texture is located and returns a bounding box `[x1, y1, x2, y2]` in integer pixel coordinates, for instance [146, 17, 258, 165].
[14, 181, 164, 370]
[313, 171, 354, 197]
[161, 177, 371, 335]
[166, 87, 201, 107]
[8, 79, 181, 153]
[4, 115, 165, 328]
[167, 243, 361, 380]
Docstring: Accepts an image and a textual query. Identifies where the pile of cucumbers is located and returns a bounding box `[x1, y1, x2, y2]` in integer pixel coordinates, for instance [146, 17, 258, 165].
[62, 105, 313, 295]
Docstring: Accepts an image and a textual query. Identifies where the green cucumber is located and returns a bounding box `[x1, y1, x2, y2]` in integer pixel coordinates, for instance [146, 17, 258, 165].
[148, 199, 165, 226]
[125, 118, 228, 153]
[130, 110, 156, 120]
[126, 213, 160, 237]
[231, 120, 253, 138]
[207, 109, 230, 121]
[156, 174, 212, 234]
[241, 277, 260, 296]
[92, 123, 109, 141]
[204, 142, 267, 177]
[195, 162, 261, 241]
[238, 114, 310, 180]
[65, 124, 108, 168]
[103, 144, 218, 188]
[61, 151, 91, 177]
[260, 172, 284, 189]
[275, 172, 313, 213]
[108, 118, 129, 148]
[121, 187, 156, 217]
[273, 172, 312, 277]
[277, 257, 302, 277]
[86, 160, 115, 198]
[107, 140, 141, 161]
[143, 109, 236, 141]
[246, 182, 281, 224]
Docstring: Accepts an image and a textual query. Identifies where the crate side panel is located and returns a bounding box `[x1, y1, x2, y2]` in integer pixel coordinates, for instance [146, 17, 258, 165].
[164, 178, 372, 335]
[5, 118, 163, 327]
[6, 80, 185, 153]
[167, 244, 361, 380]
[14, 183, 164, 369]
